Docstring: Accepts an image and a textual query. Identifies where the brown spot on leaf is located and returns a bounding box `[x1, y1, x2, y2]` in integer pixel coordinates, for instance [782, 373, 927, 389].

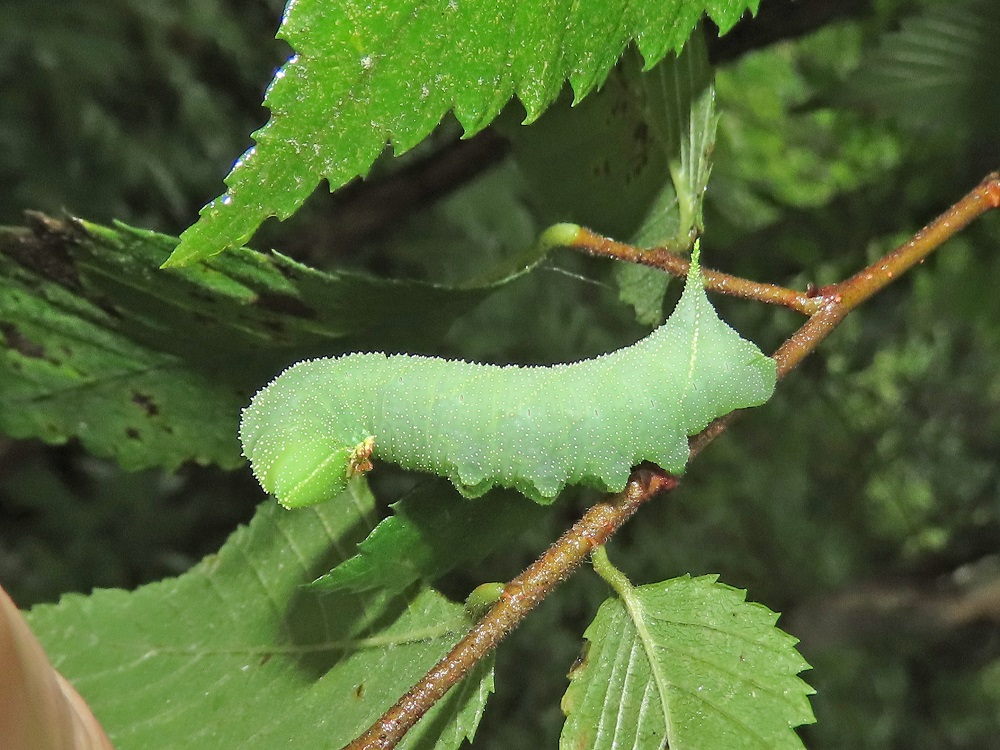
[0, 322, 45, 358]
[132, 392, 160, 417]
[5, 213, 84, 290]
[567, 642, 590, 679]
[126, 427, 141, 440]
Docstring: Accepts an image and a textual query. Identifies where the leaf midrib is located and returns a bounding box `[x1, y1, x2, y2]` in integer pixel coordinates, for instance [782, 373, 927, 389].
[617, 582, 677, 747]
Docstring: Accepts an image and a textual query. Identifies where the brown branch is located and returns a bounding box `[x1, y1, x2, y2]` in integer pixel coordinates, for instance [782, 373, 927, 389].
[343, 466, 678, 750]
[344, 172, 1000, 750]
[567, 226, 821, 316]
[771, 171, 1000, 379]
[690, 172, 1000, 456]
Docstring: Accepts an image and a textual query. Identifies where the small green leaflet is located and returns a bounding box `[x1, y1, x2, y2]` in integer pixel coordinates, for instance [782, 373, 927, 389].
[165, 0, 760, 266]
[311, 479, 550, 595]
[26, 483, 493, 749]
[624, 31, 719, 323]
[562, 572, 815, 749]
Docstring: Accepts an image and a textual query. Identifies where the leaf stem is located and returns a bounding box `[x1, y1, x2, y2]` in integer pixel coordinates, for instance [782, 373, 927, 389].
[589, 546, 678, 745]
[590, 546, 632, 598]
[343, 172, 1000, 750]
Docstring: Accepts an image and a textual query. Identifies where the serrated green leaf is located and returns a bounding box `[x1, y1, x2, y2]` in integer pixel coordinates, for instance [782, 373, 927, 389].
[0, 220, 246, 470]
[166, 0, 760, 266]
[312, 478, 550, 594]
[562, 572, 814, 750]
[26, 481, 493, 749]
[0, 216, 545, 471]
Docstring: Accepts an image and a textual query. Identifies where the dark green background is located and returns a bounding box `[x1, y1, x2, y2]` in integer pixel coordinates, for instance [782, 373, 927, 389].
[3, 0, 1000, 747]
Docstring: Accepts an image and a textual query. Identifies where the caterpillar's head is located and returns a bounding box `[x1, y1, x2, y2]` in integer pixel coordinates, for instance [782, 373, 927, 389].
[241, 416, 353, 509]
[239, 367, 357, 509]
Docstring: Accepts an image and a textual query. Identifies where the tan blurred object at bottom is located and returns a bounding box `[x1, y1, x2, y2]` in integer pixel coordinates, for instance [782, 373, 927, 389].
[0, 585, 113, 750]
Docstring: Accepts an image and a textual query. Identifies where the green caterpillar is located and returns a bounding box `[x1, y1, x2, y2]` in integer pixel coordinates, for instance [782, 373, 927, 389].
[240, 252, 776, 508]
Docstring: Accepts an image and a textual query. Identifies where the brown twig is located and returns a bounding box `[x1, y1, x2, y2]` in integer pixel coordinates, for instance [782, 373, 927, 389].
[344, 172, 1000, 750]
[568, 226, 822, 316]
[771, 171, 1000, 379]
[690, 172, 1000, 456]
[343, 466, 678, 750]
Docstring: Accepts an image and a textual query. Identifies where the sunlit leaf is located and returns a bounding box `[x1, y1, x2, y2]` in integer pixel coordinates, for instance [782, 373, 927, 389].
[166, 0, 760, 266]
[27, 482, 493, 749]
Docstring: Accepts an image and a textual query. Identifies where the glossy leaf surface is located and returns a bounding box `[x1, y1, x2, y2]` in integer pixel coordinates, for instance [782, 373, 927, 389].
[167, 0, 760, 265]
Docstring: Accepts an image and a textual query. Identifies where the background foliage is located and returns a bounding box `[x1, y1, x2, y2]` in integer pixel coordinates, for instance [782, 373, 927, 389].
[2, 0, 1000, 747]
